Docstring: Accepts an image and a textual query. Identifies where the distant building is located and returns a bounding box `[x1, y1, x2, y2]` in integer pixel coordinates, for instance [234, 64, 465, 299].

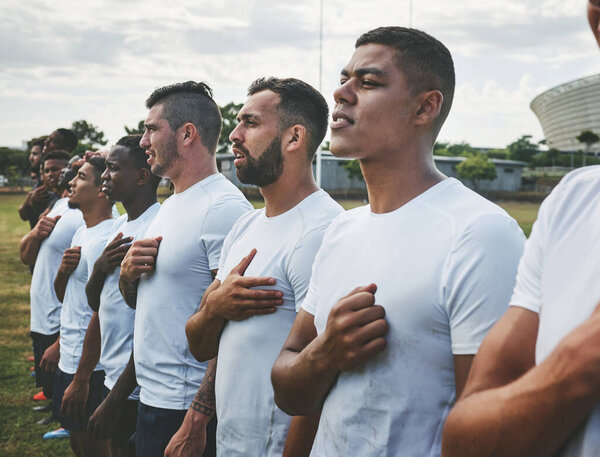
[531, 73, 600, 154]
[216, 152, 526, 195]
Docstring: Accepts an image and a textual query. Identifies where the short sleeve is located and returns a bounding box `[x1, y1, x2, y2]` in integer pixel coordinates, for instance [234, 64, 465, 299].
[201, 197, 251, 271]
[287, 225, 329, 313]
[215, 225, 238, 282]
[444, 214, 526, 355]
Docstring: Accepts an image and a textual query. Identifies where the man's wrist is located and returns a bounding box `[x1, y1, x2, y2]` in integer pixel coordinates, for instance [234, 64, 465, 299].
[189, 401, 215, 422]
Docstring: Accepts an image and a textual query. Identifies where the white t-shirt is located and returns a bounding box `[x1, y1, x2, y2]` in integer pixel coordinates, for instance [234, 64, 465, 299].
[134, 173, 252, 410]
[510, 166, 600, 457]
[215, 189, 343, 457]
[303, 178, 525, 457]
[58, 217, 116, 375]
[98, 202, 160, 397]
[30, 198, 84, 335]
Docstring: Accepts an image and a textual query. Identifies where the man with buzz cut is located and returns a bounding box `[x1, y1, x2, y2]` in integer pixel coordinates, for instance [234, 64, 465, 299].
[52, 157, 117, 457]
[64, 134, 160, 457]
[441, 3, 600, 457]
[271, 27, 526, 457]
[166, 77, 343, 457]
[119, 81, 252, 457]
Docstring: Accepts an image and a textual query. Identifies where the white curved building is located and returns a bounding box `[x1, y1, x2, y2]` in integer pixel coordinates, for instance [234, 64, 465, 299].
[530, 73, 600, 153]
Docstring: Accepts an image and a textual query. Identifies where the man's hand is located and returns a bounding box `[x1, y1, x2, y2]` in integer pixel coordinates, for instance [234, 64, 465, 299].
[61, 377, 89, 422]
[120, 236, 162, 283]
[96, 233, 133, 275]
[88, 391, 121, 439]
[32, 215, 61, 240]
[164, 409, 210, 457]
[40, 340, 60, 373]
[58, 246, 81, 276]
[205, 248, 283, 321]
[30, 184, 51, 205]
[320, 283, 388, 371]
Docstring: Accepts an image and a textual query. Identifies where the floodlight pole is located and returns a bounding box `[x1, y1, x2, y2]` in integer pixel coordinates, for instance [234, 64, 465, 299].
[316, 0, 324, 188]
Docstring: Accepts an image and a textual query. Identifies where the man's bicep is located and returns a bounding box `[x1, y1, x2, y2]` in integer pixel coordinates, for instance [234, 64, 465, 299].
[461, 306, 538, 398]
[453, 354, 474, 400]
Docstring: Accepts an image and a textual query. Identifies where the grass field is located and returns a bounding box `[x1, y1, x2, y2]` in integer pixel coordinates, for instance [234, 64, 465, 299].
[0, 193, 540, 456]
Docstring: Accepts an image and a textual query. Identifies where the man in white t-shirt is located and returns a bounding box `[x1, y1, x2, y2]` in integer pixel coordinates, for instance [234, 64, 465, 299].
[57, 134, 159, 457]
[20, 151, 81, 414]
[119, 82, 252, 457]
[442, 4, 600, 457]
[271, 27, 526, 457]
[165, 77, 343, 457]
[52, 157, 116, 457]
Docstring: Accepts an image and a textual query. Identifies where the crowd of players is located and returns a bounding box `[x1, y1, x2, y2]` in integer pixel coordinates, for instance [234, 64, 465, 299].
[16, 8, 600, 457]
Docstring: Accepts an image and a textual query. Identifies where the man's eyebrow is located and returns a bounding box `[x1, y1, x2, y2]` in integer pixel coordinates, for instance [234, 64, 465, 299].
[340, 67, 388, 78]
[238, 113, 259, 122]
[144, 121, 156, 129]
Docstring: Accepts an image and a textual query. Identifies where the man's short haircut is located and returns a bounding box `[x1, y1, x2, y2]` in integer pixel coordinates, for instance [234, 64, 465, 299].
[30, 137, 46, 149]
[247, 77, 329, 158]
[87, 156, 107, 186]
[42, 150, 70, 166]
[115, 134, 161, 189]
[356, 27, 455, 137]
[145, 81, 222, 154]
[54, 128, 79, 152]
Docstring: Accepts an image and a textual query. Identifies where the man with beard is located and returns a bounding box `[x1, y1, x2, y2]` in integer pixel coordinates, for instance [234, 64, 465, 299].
[441, 3, 600, 457]
[82, 135, 161, 457]
[118, 81, 252, 457]
[19, 150, 70, 229]
[165, 77, 342, 457]
[51, 157, 116, 457]
[20, 151, 83, 419]
[271, 27, 525, 456]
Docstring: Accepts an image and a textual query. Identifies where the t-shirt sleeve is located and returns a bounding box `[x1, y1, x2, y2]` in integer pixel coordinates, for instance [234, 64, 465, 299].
[287, 225, 329, 313]
[215, 224, 238, 282]
[509, 185, 561, 314]
[201, 197, 251, 271]
[444, 213, 526, 355]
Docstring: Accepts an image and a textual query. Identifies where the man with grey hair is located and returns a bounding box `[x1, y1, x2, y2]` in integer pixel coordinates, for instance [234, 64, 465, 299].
[118, 81, 252, 457]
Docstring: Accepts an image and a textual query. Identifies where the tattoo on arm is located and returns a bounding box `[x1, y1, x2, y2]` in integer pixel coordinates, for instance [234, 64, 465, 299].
[190, 358, 216, 418]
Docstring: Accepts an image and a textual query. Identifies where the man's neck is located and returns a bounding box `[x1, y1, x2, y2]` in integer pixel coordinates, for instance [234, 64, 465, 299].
[361, 148, 446, 214]
[122, 193, 158, 221]
[82, 204, 113, 228]
[260, 167, 319, 217]
[170, 149, 219, 194]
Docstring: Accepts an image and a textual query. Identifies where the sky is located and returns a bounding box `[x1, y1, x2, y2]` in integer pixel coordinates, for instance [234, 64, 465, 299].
[1, 0, 599, 150]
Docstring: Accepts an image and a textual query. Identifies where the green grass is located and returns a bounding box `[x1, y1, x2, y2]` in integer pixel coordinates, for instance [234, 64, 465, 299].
[0, 194, 71, 456]
[0, 193, 539, 455]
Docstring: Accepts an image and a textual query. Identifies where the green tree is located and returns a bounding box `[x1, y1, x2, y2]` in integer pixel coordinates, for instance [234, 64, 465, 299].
[218, 102, 243, 154]
[576, 130, 599, 165]
[342, 159, 364, 181]
[124, 120, 145, 135]
[456, 154, 497, 193]
[72, 120, 108, 147]
[507, 135, 540, 163]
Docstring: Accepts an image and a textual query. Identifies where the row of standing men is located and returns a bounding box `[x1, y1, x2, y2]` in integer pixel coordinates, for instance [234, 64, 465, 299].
[21, 22, 600, 457]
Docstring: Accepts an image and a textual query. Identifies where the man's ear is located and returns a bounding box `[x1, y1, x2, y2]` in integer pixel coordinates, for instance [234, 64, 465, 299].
[137, 167, 151, 186]
[414, 90, 443, 126]
[181, 123, 198, 146]
[284, 125, 307, 153]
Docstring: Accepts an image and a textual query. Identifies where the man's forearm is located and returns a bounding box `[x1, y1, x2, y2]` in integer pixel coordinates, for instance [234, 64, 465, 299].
[442, 343, 600, 457]
[73, 312, 102, 383]
[54, 271, 70, 303]
[190, 357, 217, 418]
[119, 277, 138, 309]
[185, 307, 227, 362]
[86, 264, 107, 312]
[19, 232, 42, 266]
[272, 337, 340, 416]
